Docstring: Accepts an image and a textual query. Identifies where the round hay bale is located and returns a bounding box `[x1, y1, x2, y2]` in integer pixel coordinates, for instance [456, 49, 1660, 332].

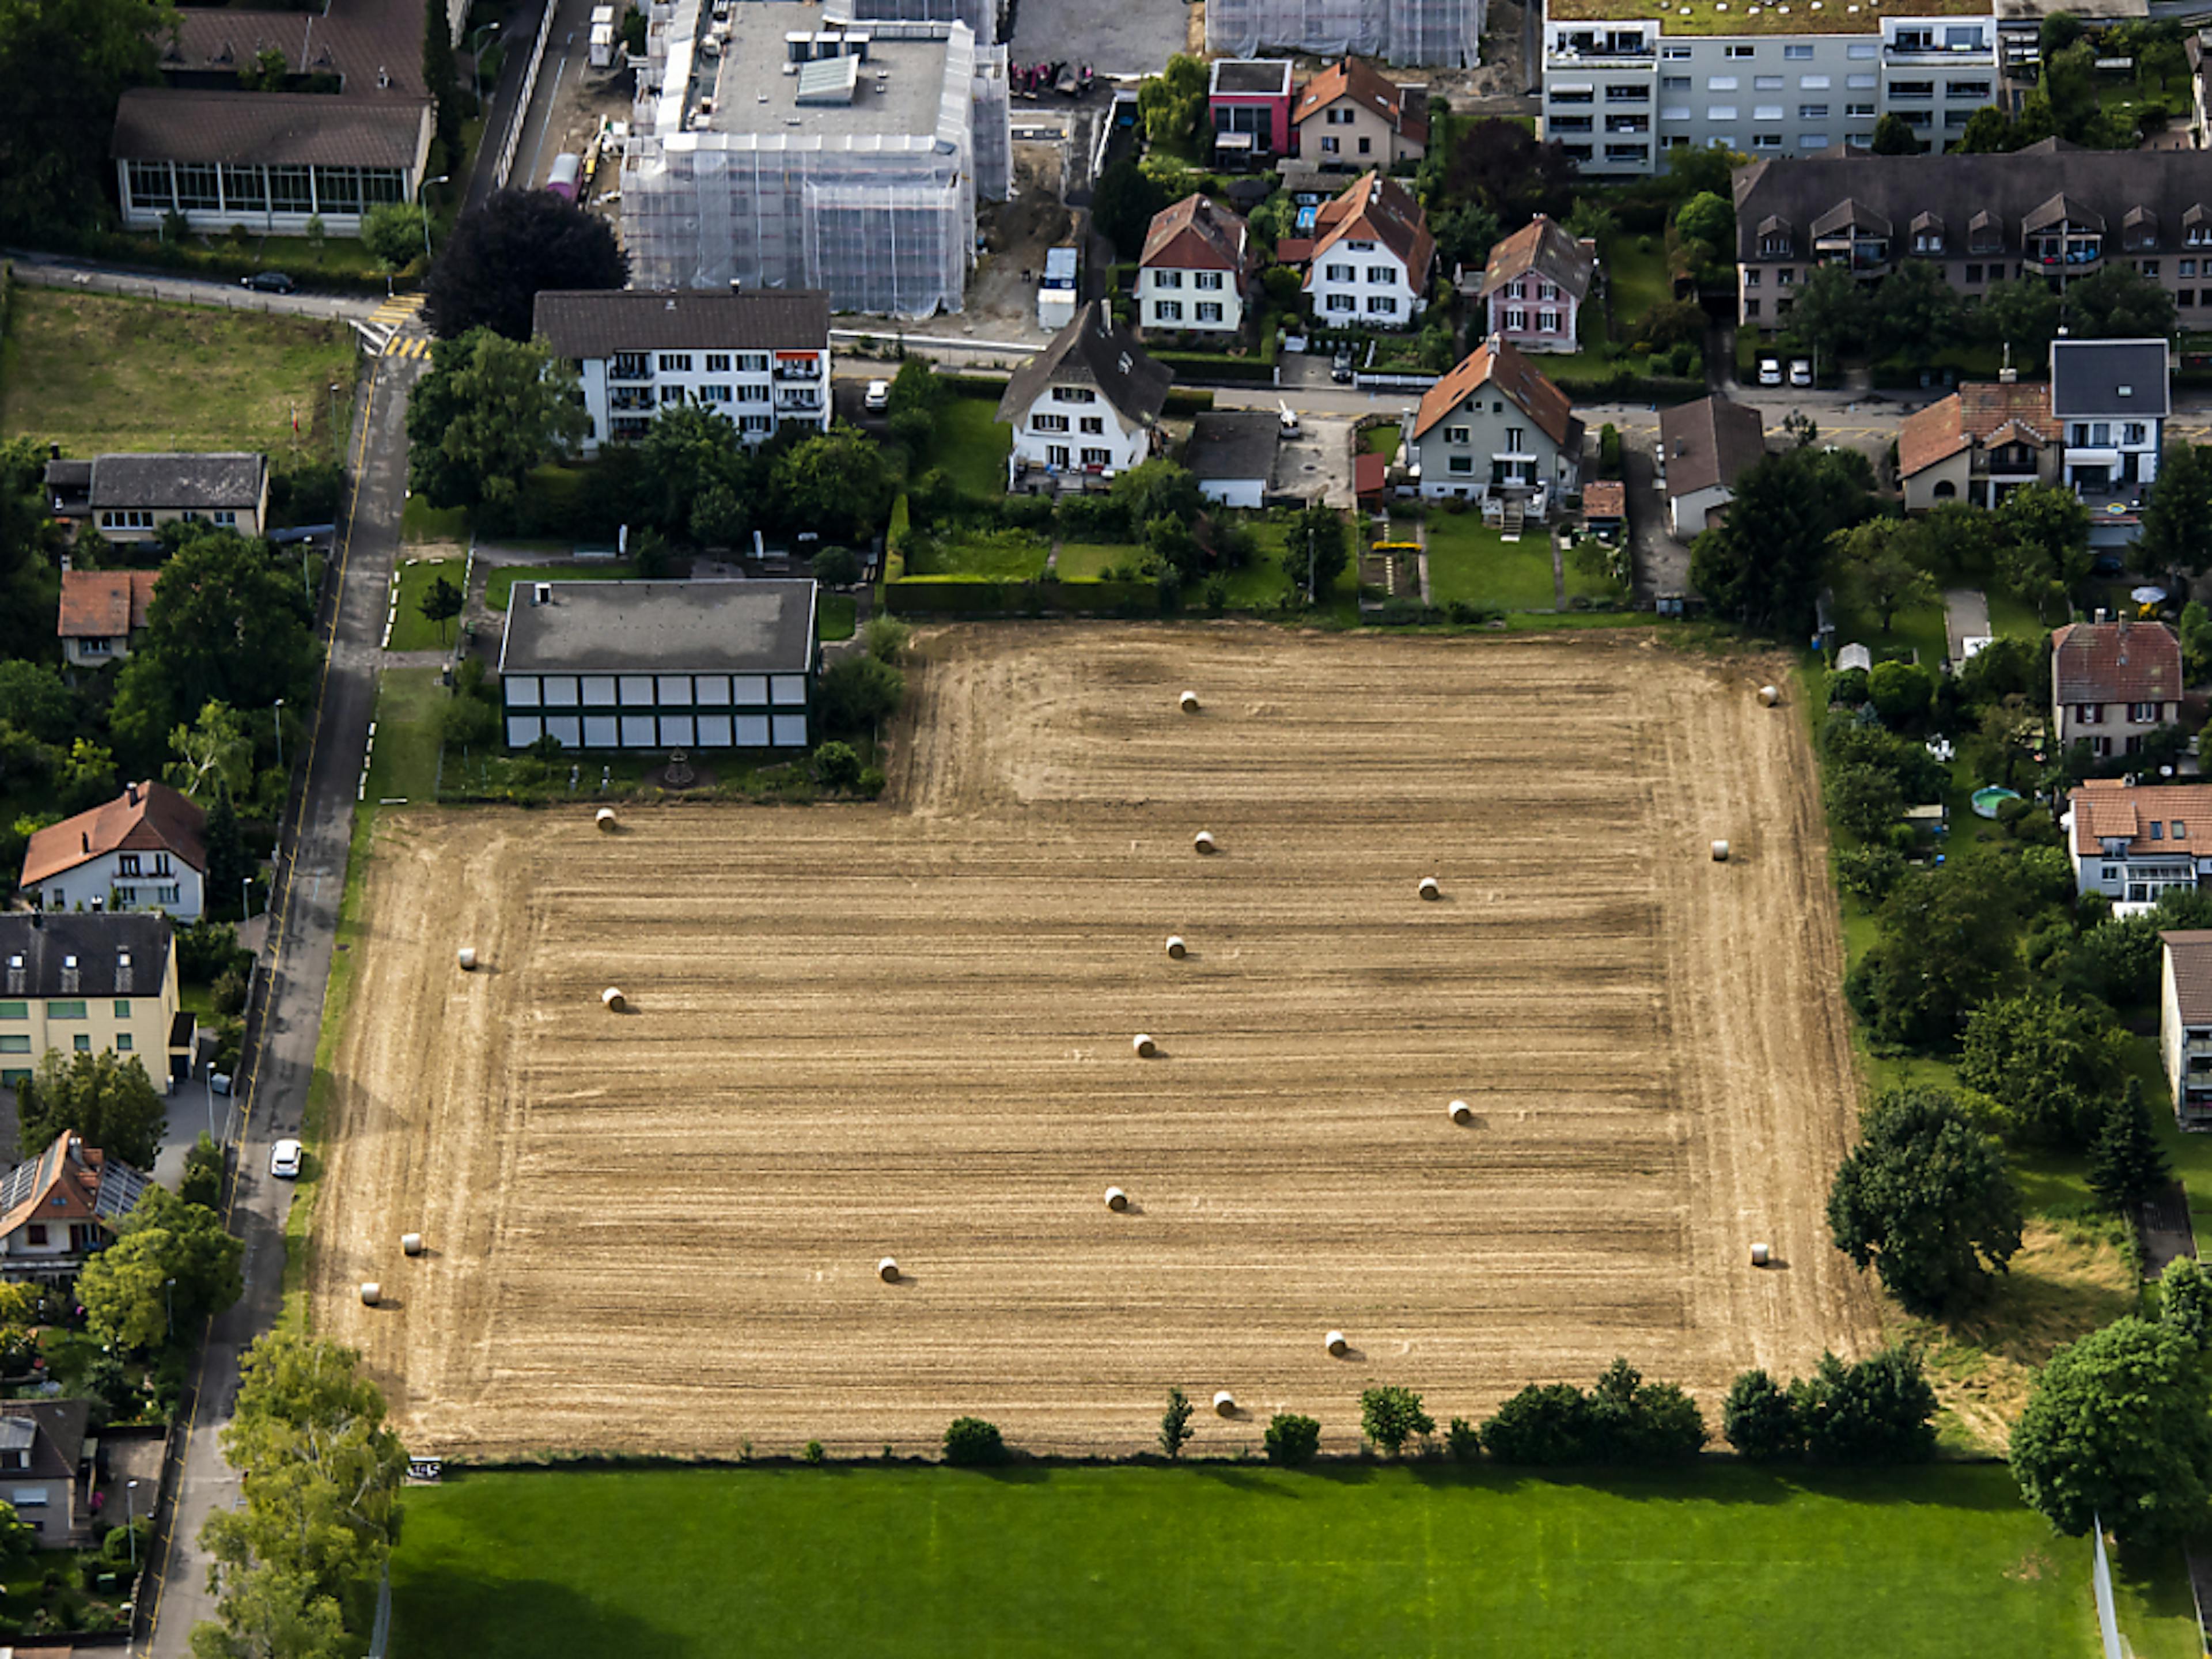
[456, 946, 478, 972]
[401, 1233, 424, 1257]
[1711, 839, 1731, 862]
[1105, 1185, 1130, 1211]
[601, 986, 626, 1012]
[1449, 1099, 1473, 1125]
[1193, 830, 1217, 855]
[359, 1282, 381, 1306]
[1757, 684, 1782, 708]
[877, 1256, 900, 1283]
[1179, 690, 1200, 713]
[1325, 1330, 1348, 1357]
[1419, 876, 1441, 901]
[1165, 934, 1187, 960]
[1751, 1242, 1772, 1267]
[1213, 1390, 1236, 1416]
[1132, 1033, 1157, 1058]
[595, 806, 618, 832]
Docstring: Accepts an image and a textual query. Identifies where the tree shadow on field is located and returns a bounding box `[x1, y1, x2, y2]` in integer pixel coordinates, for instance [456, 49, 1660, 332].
[392, 1570, 698, 1659]
[1442, 1462, 2029, 1515]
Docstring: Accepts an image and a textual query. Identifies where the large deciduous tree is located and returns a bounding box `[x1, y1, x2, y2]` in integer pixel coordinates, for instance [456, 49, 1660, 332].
[424, 188, 628, 342]
[1828, 517, 1936, 634]
[1827, 1086, 2024, 1314]
[406, 328, 589, 510]
[1690, 443, 1873, 635]
[0, 0, 172, 239]
[2139, 444, 2212, 579]
[2065, 263, 2178, 340]
[1956, 989, 2127, 1146]
[15, 1050, 168, 1168]
[772, 427, 893, 545]
[1088, 159, 1166, 263]
[1439, 118, 1577, 228]
[79, 1186, 243, 1350]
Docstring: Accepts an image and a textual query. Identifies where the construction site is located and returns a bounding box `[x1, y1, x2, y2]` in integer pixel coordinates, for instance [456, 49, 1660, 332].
[309, 626, 1880, 1460]
[1205, 0, 1486, 68]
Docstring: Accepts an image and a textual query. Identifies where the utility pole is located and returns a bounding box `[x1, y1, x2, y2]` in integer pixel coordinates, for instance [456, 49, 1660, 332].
[1306, 525, 1316, 605]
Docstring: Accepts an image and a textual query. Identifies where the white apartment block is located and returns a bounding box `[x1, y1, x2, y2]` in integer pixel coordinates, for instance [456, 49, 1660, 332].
[1540, 2, 1999, 176]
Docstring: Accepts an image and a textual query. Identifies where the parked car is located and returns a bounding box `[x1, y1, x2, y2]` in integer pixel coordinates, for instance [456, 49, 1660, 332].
[1758, 357, 1782, 387]
[1330, 347, 1354, 384]
[863, 379, 891, 412]
[241, 271, 296, 294]
[270, 1138, 303, 1179]
[1789, 358, 1813, 387]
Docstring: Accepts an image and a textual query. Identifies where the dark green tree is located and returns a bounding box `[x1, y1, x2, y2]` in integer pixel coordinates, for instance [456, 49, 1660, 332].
[1784, 262, 1869, 367]
[811, 740, 861, 791]
[1870, 113, 1922, 154]
[0, 0, 171, 239]
[1433, 202, 1502, 275]
[1876, 257, 1961, 350]
[816, 654, 905, 735]
[1957, 989, 2127, 1146]
[2160, 1257, 2212, 1349]
[942, 1416, 1006, 1465]
[422, 0, 462, 156]
[2087, 1078, 2172, 1213]
[1481, 1384, 1593, 1463]
[1828, 1088, 2024, 1313]
[424, 189, 628, 342]
[405, 329, 589, 511]
[80, 1186, 244, 1350]
[181, 1131, 225, 1209]
[1089, 159, 1168, 261]
[417, 574, 464, 645]
[1995, 482, 2091, 622]
[16, 1050, 169, 1168]
[202, 783, 253, 916]
[1792, 1349, 1940, 1463]
[1972, 276, 2064, 362]
[2065, 264, 2178, 339]
[1586, 1358, 1706, 1461]
[774, 428, 894, 544]
[1691, 443, 1873, 634]
[1829, 517, 1937, 633]
[1158, 1387, 1195, 1459]
[360, 201, 427, 279]
[1955, 105, 2024, 153]
[1439, 118, 1577, 227]
[2139, 444, 2212, 579]
[1290, 505, 1350, 604]
[1721, 1369, 1803, 1461]
[1359, 1385, 1434, 1456]
[1263, 1412, 1321, 1465]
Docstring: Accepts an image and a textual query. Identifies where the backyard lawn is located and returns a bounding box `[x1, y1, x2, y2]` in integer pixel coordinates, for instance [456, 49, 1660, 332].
[1361, 423, 1400, 456]
[817, 592, 857, 640]
[389, 1463, 2195, 1659]
[0, 288, 355, 464]
[485, 562, 637, 611]
[1052, 543, 1145, 581]
[1422, 513, 1558, 612]
[387, 557, 466, 653]
[403, 495, 471, 544]
[930, 393, 1012, 499]
[365, 669, 445, 804]
[904, 528, 1048, 580]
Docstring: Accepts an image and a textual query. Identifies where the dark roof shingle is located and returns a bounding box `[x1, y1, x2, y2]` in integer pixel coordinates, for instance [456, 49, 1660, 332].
[2052, 618, 2183, 706]
[533, 290, 832, 359]
[112, 88, 431, 169]
[1658, 396, 1767, 501]
[997, 301, 1173, 429]
[89, 453, 265, 512]
[0, 914, 175, 1001]
[1184, 410, 1280, 482]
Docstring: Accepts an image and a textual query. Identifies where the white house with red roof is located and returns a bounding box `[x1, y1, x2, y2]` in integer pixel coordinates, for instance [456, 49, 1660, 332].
[55, 568, 161, 669]
[1138, 196, 1254, 338]
[0, 1131, 154, 1277]
[2068, 779, 2212, 906]
[1302, 173, 1434, 331]
[18, 783, 207, 921]
[2051, 617, 2183, 761]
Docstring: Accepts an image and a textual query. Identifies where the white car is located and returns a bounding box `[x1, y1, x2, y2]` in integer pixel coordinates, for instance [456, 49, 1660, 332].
[1758, 357, 1782, 387]
[270, 1138, 303, 1179]
[1789, 358, 1813, 387]
[863, 379, 891, 412]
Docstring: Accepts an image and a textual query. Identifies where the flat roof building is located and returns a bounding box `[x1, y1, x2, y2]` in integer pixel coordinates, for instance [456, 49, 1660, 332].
[498, 579, 820, 751]
[1207, 0, 1482, 66]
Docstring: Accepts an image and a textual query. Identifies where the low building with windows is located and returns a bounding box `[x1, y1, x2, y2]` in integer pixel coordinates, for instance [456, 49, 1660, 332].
[1407, 335, 1583, 513]
[0, 1130, 156, 1280]
[1137, 196, 1254, 338]
[1473, 215, 1594, 354]
[43, 452, 268, 546]
[1290, 57, 1429, 169]
[997, 301, 1173, 490]
[1302, 172, 1434, 330]
[2160, 927, 2212, 1128]
[2069, 780, 2212, 906]
[0, 913, 185, 1096]
[19, 785, 207, 923]
[2051, 618, 2183, 760]
[533, 289, 832, 456]
[55, 568, 161, 669]
[1896, 377, 2061, 511]
[498, 579, 819, 752]
[1208, 59, 1295, 162]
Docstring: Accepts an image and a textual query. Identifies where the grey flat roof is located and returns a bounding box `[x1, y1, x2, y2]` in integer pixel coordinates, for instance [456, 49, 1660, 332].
[498, 580, 818, 676]
[2050, 338, 2171, 419]
[1211, 59, 1293, 96]
[707, 10, 949, 139]
[1185, 410, 1280, 482]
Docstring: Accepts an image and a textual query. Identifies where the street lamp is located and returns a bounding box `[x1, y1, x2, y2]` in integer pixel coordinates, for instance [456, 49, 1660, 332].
[419, 174, 450, 267]
[125, 1480, 140, 1567]
[242, 876, 252, 923]
[164, 1277, 175, 1339]
[471, 22, 501, 113]
[273, 698, 285, 772]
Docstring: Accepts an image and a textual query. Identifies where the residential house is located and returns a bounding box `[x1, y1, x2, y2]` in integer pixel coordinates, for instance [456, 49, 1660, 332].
[1206, 0, 1483, 67]
[1184, 410, 1280, 510]
[533, 289, 832, 456]
[1733, 145, 2212, 331]
[43, 452, 268, 545]
[1657, 396, 1766, 537]
[2160, 928, 2212, 1127]
[1291, 58, 1429, 169]
[2051, 336, 2168, 498]
[55, 568, 161, 669]
[1138, 196, 1255, 338]
[498, 579, 819, 752]
[1208, 59, 1295, 161]
[1895, 377, 2061, 512]
[2051, 618, 2184, 760]
[0, 1401, 92, 1543]
[1474, 216, 1594, 354]
[19, 784, 207, 922]
[0, 915, 187, 1094]
[1304, 173, 1435, 330]
[2068, 780, 2212, 904]
[0, 1131, 155, 1277]
[1407, 335, 1584, 513]
[997, 301, 1173, 489]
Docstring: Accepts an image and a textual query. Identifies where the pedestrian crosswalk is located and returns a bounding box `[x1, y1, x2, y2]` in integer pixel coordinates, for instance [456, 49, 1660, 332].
[368, 293, 424, 329]
[381, 335, 431, 359]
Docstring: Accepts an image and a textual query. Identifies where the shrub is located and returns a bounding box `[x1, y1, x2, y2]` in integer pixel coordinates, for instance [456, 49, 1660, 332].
[1359, 1385, 1435, 1456]
[811, 546, 861, 586]
[1263, 1412, 1321, 1466]
[804, 1440, 826, 1464]
[1445, 1416, 1482, 1463]
[176, 922, 251, 985]
[817, 655, 906, 734]
[812, 741, 862, 791]
[942, 1416, 1005, 1465]
[1721, 1369, 1802, 1460]
[1835, 846, 1906, 907]
[180, 1132, 224, 1210]
[863, 616, 911, 665]
[1480, 1384, 1592, 1464]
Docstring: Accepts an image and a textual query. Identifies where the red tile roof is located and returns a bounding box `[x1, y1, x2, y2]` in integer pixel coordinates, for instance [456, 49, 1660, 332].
[0, 1132, 151, 1245]
[1899, 381, 2061, 479]
[2071, 780, 2212, 857]
[1411, 336, 1580, 451]
[2162, 927, 2212, 1024]
[20, 783, 207, 888]
[1897, 396, 1967, 479]
[1139, 194, 1252, 274]
[1354, 451, 1386, 499]
[1308, 173, 1435, 289]
[55, 569, 160, 641]
[1582, 479, 1626, 519]
[1290, 58, 1429, 146]
[2052, 618, 2183, 706]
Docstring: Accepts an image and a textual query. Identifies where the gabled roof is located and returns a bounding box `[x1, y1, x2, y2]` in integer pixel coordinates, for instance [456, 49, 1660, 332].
[2164, 927, 2212, 1025]
[997, 301, 1173, 430]
[1810, 197, 1890, 239]
[533, 289, 832, 359]
[1476, 215, 1594, 303]
[56, 569, 160, 641]
[0, 914, 174, 1002]
[20, 783, 207, 888]
[1139, 195, 1251, 274]
[1658, 396, 1766, 502]
[2070, 780, 2212, 857]
[89, 453, 265, 512]
[1308, 173, 1435, 284]
[1897, 396, 1968, 480]
[0, 1134, 152, 1247]
[2052, 618, 2183, 706]
[111, 88, 430, 169]
[1898, 379, 2065, 479]
[2050, 338, 2171, 420]
[1290, 58, 1427, 145]
[0, 1401, 88, 1485]
[1411, 336, 1580, 451]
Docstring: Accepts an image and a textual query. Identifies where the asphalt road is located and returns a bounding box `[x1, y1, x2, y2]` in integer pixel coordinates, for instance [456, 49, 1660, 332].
[137, 351, 416, 1659]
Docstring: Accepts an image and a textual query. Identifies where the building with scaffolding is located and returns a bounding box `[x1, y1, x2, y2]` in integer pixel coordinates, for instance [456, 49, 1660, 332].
[1205, 0, 1483, 68]
[621, 0, 1010, 317]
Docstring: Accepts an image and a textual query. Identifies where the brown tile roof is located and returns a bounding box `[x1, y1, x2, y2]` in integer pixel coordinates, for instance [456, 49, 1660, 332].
[2070, 781, 2212, 857]
[1354, 450, 1386, 498]
[1274, 236, 1316, 266]
[1309, 173, 1435, 288]
[162, 0, 429, 99]
[20, 783, 207, 888]
[1959, 378, 2061, 446]
[0, 1133, 153, 1247]
[2052, 618, 2183, 706]
[2163, 928, 2212, 1024]
[56, 569, 160, 641]
[111, 88, 431, 169]
[1477, 216, 1594, 303]
[1658, 396, 1767, 501]
[1290, 58, 1428, 146]
[1412, 336, 1580, 452]
[1139, 195, 1252, 274]
[1582, 479, 1626, 518]
[1897, 396, 1967, 479]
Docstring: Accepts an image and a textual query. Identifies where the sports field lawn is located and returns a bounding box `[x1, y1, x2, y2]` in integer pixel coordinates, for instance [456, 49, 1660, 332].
[389, 1463, 2195, 1658]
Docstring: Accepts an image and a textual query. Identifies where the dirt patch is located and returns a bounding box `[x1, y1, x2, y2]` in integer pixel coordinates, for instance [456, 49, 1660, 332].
[312, 625, 1881, 1459]
[969, 147, 1073, 342]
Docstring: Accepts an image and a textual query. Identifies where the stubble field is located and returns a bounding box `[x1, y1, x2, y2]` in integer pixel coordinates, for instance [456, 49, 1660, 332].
[311, 624, 1881, 1458]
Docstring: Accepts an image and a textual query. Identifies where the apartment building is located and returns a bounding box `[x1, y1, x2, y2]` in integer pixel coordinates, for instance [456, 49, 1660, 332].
[1540, 0, 1999, 177]
[0, 913, 185, 1095]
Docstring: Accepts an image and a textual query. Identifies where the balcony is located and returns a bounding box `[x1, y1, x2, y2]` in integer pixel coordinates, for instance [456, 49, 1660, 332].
[608, 359, 654, 383]
[774, 389, 824, 412]
[773, 361, 823, 382]
[609, 389, 656, 412]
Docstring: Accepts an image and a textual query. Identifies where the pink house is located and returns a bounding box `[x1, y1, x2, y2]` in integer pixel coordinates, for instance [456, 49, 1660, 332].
[1208, 59, 1294, 162]
[1474, 216, 1596, 355]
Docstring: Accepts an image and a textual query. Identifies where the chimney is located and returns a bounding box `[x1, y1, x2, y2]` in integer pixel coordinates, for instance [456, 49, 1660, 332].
[1999, 366, 2017, 384]
[58, 553, 70, 574]
[47, 443, 58, 461]
[80, 831, 88, 854]
[126, 782, 139, 807]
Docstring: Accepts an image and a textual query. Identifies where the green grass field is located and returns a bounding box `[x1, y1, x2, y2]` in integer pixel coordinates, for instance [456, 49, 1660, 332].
[930, 395, 1013, 499]
[402, 495, 472, 545]
[906, 529, 1048, 580]
[390, 1463, 2196, 1659]
[484, 562, 637, 611]
[387, 557, 465, 653]
[0, 288, 355, 465]
[1053, 542, 1145, 581]
[1422, 514, 1558, 612]
[365, 669, 445, 804]
[1361, 423, 1401, 456]
[817, 592, 857, 640]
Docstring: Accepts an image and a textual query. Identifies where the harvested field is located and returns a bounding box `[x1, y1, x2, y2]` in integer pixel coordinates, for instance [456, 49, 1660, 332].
[312, 624, 1881, 1458]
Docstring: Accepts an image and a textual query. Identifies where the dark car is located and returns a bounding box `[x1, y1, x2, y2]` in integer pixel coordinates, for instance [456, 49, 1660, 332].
[1330, 347, 1354, 384]
[241, 271, 297, 294]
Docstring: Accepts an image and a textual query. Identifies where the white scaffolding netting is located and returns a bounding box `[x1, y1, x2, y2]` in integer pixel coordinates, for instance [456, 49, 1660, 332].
[1205, 0, 1483, 66]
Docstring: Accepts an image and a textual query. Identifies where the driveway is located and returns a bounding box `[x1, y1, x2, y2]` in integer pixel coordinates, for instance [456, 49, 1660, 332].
[1944, 587, 1991, 663]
